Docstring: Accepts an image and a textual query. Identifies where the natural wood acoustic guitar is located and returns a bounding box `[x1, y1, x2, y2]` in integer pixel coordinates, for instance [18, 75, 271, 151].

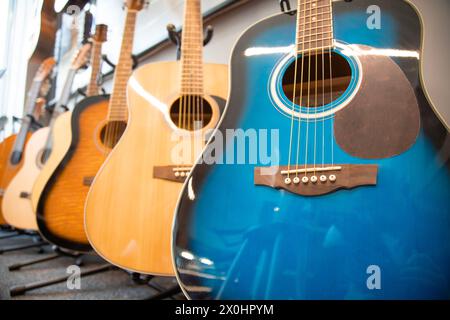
[2, 45, 91, 230]
[85, 0, 229, 275]
[32, 18, 134, 252]
[0, 58, 55, 226]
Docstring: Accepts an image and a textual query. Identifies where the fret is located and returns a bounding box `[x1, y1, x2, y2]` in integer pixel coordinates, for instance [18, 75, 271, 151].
[108, 9, 138, 122]
[298, 30, 333, 39]
[299, 23, 333, 32]
[296, 0, 334, 53]
[180, 0, 204, 95]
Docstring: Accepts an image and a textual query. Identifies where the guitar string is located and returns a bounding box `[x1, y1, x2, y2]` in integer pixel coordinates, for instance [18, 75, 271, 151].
[286, 0, 303, 181]
[321, 20, 326, 168]
[329, 0, 334, 167]
[294, 0, 308, 179]
[303, 0, 314, 177]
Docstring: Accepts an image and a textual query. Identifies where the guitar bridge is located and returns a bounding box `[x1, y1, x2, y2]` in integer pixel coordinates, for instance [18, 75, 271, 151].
[254, 164, 378, 196]
[19, 192, 31, 199]
[83, 177, 95, 186]
[153, 166, 192, 183]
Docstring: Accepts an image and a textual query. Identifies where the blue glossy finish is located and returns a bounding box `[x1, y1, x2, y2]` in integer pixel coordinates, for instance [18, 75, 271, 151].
[173, 0, 450, 299]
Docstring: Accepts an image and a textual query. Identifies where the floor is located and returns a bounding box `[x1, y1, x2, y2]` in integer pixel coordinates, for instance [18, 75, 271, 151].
[0, 228, 184, 300]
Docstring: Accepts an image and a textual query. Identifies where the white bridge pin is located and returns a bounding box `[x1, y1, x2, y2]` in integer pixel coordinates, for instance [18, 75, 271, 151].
[284, 177, 292, 185]
[174, 172, 180, 177]
[180, 172, 186, 178]
[310, 176, 318, 184]
[301, 176, 309, 184]
[293, 177, 300, 185]
[329, 174, 337, 182]
[320, 175, 327, 183]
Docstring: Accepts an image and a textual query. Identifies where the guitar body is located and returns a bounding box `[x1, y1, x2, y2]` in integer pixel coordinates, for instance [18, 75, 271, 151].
[2, 128, 49, 230]
[85, 61, 228, 275]
[34, 96, 109, 252]
[31, 112, 72, 219]
[173, 0, 450, 299]
[0, 134, 31, 225]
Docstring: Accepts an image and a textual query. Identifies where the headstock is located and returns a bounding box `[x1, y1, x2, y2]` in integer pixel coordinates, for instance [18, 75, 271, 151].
[92, 24, 108, 43]
[34, 57, 56, 82]
[71, 43, 92, 70]
[125, 0, 147, 11]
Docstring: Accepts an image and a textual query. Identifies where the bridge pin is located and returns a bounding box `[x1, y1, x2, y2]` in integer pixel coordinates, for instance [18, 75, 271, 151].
[320, 175, 327, 183]
[301, 176, 309, 184]
[329, 174, 337, 182]
[180, 172, 186, 177]
[284, 177, 292, 185]
[311, 176, 318, 184]
[174, 172, 180, 178]
[293, 177, 300, 184]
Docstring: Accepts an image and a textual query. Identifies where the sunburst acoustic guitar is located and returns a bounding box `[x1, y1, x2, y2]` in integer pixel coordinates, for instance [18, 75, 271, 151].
[172, 0, 450, 299]
[32, 15, 134, 253]
[0, 58, 55, 226]
[2, 45, 91, 231]
[85, 0, 229, 275]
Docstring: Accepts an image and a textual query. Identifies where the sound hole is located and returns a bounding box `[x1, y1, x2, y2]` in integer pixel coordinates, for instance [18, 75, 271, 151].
[170, 95, 213, 131]
[100, 121, 127, 148]
[282, 51, 352, 108]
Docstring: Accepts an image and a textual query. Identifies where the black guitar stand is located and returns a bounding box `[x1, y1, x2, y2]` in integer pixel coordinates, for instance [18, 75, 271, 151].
[7, 246, 84, 271]
[0, 234, 46, 255]
[145, 281, 182, 300]
[0, 230, 23, 241]
[127, 272, 182, 300]
[102, 54, 139, 71]
[279, 0, 296, 15]
[167, 23, 214, 61]
[9, 263, 114, 297]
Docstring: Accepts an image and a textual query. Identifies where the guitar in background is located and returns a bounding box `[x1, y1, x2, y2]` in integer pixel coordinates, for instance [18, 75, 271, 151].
[2, 45, 90, 231]
[85, 0, 228, 275]
[172, 0, 450, 299]
[0, 58, 56, 226]
[32, 23, 111, 253]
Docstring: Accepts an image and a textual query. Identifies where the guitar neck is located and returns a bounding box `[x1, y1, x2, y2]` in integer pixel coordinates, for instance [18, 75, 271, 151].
[296, 0, 334, 54]
[180, 0, 204, 96]
[53, 68, 77, 120]
[86, 40, 103, 97]
[11, 80, 42, 155]
[108, 9, 138, 122]
[42, 67, 77, 153]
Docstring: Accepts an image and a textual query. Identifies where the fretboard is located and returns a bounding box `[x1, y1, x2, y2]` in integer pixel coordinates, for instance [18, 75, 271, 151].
[180, 0, 204, 96]
[108, 9, 138, 121]
[86, 41, 103, 97]
[296, 0, 334, 53]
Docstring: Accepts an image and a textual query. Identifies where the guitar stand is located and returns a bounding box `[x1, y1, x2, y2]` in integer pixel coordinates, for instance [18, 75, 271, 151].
[0, 235, 46, 255]
[0, 232, 22, 241]
[145, 283, 182, 300]
[167, 23, 214, 61]
[8, 246, 87, 271]
[102, 54, 139, 71]
[279, 0, 296, 15]
[131, 272, 153, 285]
[9, 263, 114, 297]
[8, 253, 61, 271]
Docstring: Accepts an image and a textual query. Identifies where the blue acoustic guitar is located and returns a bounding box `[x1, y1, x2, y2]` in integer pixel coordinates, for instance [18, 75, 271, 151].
[172, 0, 450, 299]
